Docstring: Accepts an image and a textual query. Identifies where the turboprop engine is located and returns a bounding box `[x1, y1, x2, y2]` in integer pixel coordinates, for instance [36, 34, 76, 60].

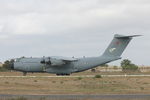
[40, 57, 65, 66]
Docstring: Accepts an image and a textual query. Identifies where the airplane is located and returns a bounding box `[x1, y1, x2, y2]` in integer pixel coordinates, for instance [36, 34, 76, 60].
[10, 34, 140, 76]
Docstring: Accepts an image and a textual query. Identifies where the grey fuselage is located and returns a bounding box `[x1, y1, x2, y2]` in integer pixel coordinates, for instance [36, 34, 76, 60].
[12, 34, 140, 75]
[14, 56, 120, 74]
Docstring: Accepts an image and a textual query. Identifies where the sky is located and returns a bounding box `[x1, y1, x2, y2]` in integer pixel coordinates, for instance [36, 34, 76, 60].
[0, 0, 149, 66]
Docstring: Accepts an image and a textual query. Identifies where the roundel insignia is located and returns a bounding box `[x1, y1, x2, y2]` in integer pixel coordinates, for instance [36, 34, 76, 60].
[109, 48, 116, 53]
[115, 41, 121, 45]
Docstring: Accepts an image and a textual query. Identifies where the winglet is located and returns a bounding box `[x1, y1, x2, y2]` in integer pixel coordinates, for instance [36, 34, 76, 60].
[115, 34, 142, 39]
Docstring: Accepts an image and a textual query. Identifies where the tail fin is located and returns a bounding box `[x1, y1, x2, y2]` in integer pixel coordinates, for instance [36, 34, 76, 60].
[102, 34, 141, 57]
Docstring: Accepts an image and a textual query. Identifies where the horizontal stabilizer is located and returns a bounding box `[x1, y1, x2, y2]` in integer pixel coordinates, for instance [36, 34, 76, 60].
[115, 34, 142, 39]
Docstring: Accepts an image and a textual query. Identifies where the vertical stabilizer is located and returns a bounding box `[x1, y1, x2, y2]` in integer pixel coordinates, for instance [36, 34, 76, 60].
[102, 34, 140, 57]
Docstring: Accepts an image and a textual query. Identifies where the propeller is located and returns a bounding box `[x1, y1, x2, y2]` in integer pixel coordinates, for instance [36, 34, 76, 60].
[40, 57, 51, 65]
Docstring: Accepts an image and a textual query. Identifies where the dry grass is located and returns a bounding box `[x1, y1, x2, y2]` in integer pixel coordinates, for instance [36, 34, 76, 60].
[0, 72, 150, 95]
[2, 97, 150, 100]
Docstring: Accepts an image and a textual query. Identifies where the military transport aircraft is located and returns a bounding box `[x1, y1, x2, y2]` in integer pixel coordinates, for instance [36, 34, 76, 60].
[10, 34, 140, 76]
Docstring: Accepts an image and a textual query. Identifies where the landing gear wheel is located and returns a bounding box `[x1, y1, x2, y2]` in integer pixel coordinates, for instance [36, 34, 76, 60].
[56, 74, 70, 76]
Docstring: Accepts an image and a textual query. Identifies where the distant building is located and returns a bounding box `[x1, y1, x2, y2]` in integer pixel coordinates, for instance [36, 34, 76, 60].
[0, 62, 3, 67]
[139, 66, 150, 72]
[97, 66, 122, 72]
[89, 66, 122, 72]
[89, 66, 150, 72]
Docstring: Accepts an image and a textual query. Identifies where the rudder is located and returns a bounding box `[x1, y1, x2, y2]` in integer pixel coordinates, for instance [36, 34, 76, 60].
[102, 34, 140, 57]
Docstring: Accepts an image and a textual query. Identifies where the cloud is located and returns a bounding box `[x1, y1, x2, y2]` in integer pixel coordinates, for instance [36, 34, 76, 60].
[0, 0, 130, 35]
[0, 0, 149, 65]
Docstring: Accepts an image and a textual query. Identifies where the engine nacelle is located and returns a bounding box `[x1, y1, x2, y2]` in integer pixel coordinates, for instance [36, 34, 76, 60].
[41, 57, 65, 66]
[50, 58, 65, 66]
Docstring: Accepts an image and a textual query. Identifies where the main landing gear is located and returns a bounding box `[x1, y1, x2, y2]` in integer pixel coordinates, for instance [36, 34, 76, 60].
[56, 73, 70, 76]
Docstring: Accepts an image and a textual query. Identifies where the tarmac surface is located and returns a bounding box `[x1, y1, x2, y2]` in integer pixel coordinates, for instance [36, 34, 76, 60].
[0, 94, 150, 100]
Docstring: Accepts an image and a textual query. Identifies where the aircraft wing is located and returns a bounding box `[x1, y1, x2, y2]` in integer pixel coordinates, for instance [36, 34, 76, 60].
[41, 56, 78, 66]
[51, 56, 78, 62]
[50, 56, 78, 66]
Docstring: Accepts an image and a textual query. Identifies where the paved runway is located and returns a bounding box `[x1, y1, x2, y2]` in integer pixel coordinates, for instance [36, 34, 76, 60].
[0, 74, 150, 78]
[0, 94, 150, 100]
